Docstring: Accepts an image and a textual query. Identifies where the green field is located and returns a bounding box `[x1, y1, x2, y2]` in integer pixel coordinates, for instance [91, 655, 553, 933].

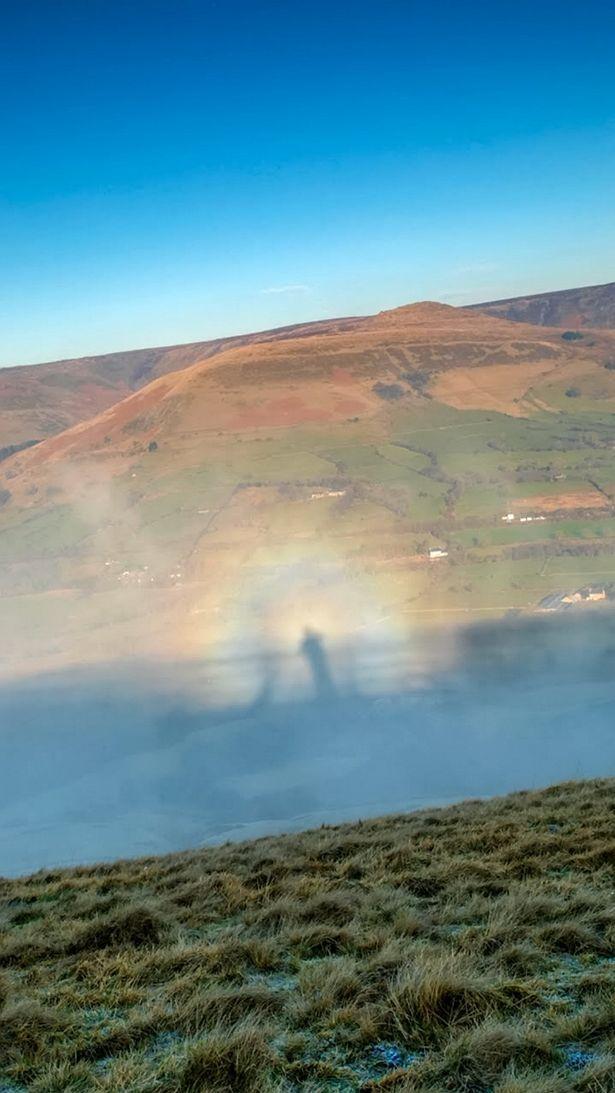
[2, 399, 615, 630]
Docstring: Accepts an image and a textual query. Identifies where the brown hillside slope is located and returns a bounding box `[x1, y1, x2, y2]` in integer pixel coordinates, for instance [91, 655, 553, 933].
[467, 280, 615, 329]
[3, 281, 613, 456]
[0, 315, 360, 452]
[4, 279, 613, 455]
[3, 301, 603, 484]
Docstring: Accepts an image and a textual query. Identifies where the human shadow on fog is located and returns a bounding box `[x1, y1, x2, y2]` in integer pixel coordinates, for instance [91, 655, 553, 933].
[300, 628, 337, 699]
[0, 612, 614, 877]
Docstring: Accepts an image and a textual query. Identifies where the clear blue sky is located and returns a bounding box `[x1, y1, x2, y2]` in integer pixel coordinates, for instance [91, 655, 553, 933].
[2, 0, 614, 366]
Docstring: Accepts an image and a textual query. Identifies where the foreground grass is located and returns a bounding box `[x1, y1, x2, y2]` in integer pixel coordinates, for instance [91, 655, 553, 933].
[0, 780, 613, 1092]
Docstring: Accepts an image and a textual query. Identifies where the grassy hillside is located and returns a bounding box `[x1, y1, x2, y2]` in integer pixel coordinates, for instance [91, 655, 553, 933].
[0, 779, 613, 1091]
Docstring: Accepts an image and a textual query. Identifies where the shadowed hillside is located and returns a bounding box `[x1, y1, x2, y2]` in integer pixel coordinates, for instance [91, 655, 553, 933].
[467, 281, 615, 329]
[0, 779, 613, 1090]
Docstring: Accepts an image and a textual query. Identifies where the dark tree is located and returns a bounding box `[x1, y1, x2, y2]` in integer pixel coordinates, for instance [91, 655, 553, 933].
[372, 382, 404, 401]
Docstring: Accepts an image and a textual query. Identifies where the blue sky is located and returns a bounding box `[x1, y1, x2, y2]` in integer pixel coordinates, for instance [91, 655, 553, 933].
[1, 0, 614, 366]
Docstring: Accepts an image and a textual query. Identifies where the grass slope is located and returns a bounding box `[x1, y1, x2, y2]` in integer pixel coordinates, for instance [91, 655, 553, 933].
[0, 780, 613, 1091]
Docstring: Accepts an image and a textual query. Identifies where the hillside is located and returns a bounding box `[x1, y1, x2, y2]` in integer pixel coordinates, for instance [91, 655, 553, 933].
[5, 280, 613, 459]
[0, 315, 359, 453]
[0, 343, 207, 452]
[0, 779, 613, 1091]
[467, 281, 615, 329]
[2, 299, 615, 671]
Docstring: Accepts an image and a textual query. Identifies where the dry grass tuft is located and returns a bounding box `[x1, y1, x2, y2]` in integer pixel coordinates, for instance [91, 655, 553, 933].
[67, 901, 167, 953]
[0, 1000, 71, 1065]
[386, 951, 501, 1041]
[179, 1022, 276, 1092]
[177, 982, 284, 1034]
[435, 1020, 556, 1084]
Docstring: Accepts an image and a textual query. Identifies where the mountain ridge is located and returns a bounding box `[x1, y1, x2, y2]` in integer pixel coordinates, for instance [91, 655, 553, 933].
[467, 279, 615, 328]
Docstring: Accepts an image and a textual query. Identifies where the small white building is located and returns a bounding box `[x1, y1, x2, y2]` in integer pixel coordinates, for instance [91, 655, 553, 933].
[309, 489, 347, 500]
[502, 513, 515, 522]
[429, 548, 448, 559]
[563, 587, 606, 605]
[587, 589, 606, 602]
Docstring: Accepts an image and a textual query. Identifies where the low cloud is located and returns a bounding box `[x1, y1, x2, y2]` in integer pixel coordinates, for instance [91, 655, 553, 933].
[260, 284, 312, 295]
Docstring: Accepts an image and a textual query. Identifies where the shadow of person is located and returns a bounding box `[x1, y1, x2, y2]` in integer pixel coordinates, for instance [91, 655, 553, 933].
[300, 627, 337, 700]
[248, 647, 277, 713]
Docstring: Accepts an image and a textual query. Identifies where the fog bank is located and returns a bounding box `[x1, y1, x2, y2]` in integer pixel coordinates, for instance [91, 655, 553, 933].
[1, 612, 614, 877]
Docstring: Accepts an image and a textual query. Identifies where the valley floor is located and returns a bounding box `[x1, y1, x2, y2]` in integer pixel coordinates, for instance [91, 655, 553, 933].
[0, 779, 613, 1092]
